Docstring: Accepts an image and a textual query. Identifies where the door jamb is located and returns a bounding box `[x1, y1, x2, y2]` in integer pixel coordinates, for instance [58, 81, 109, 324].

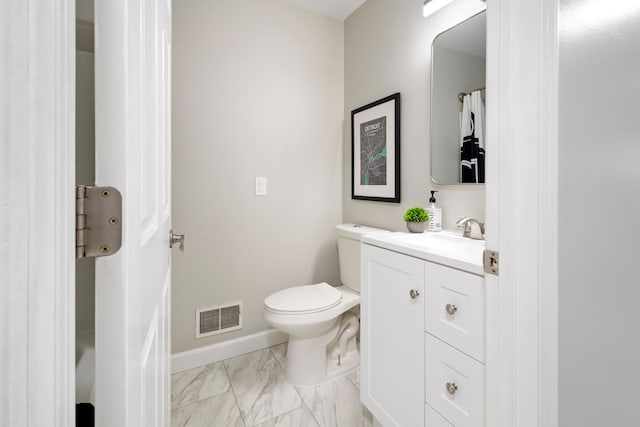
[1, 0, 75, 426]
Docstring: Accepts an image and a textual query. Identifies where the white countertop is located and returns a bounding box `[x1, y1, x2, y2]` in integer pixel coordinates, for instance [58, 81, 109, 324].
[362, 230, 485, 276]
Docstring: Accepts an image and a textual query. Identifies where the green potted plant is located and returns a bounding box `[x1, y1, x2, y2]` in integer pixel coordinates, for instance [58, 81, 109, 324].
[403, 206, 429, 233]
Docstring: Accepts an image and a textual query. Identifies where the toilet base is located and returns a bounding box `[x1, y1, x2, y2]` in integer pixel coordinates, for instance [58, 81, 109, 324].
[284, 312, 360, 387]
[325, 345, 359, 383]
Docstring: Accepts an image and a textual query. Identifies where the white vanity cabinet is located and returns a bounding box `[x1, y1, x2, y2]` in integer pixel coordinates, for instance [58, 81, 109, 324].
[361, 244, 426, 427]
[360, 233, 485, 427]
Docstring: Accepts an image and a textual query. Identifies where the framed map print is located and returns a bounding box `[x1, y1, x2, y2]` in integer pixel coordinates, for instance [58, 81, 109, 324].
[351, 93, 400, 203]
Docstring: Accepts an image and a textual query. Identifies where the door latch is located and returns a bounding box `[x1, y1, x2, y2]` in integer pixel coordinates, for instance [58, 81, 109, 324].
[483, 249, 499, 275]
[170, 230, 185, 251]
[76, 185, 122, 258]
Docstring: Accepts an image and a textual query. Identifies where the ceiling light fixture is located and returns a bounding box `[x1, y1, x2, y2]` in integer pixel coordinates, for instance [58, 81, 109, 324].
[424, 0, 486, 18]
[423, 0, 454, 17]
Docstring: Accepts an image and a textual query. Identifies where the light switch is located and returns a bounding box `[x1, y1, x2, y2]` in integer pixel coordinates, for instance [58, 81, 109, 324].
[255, 177, 267, 195]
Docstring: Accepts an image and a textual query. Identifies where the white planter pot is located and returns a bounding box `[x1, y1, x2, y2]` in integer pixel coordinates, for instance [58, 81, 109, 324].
[406, 221, 426, 233]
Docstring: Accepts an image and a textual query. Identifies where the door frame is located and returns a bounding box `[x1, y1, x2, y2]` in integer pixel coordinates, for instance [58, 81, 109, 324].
[1, 0, 75, 426]
[485, 0, 559, 426]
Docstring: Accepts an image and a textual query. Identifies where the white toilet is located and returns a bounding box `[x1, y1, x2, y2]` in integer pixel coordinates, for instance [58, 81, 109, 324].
[263, 223, 388, 387]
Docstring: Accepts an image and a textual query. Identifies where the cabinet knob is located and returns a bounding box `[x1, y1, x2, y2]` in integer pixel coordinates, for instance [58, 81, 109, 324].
[409, 289, 420, 299]
[445, 303, 458, 315]
[446, 382, 458, 396]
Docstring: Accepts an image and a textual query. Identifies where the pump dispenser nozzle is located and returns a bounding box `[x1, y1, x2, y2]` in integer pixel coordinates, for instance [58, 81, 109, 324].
[429, 190, 438, 204]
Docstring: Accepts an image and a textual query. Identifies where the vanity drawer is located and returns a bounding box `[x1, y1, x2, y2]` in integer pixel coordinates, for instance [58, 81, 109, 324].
[425, 262, 485, 362]
[426, 404, 453, 427]
[425, 333, 484, 427]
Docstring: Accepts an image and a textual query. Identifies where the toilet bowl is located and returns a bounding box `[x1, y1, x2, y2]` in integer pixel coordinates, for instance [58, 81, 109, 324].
[263, 224, 388, 387]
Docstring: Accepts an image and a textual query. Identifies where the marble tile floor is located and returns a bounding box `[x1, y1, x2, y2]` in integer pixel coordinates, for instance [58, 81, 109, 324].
[171, 343, 373, 427]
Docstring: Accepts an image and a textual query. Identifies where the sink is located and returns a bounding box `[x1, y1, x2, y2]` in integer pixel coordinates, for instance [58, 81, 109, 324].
[388, 231, 484, 258]
[362, 231, 485, 275]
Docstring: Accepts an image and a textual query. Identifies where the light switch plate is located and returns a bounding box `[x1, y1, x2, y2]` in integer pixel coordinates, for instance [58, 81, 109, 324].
[255, 177, 267, 195]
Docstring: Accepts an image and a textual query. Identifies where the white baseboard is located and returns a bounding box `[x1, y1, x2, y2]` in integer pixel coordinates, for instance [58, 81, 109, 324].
[171, 329, 288, 373]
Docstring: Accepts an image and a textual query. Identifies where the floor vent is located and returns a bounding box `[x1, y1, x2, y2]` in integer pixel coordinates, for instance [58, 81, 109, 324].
[196, 303, 242, 339]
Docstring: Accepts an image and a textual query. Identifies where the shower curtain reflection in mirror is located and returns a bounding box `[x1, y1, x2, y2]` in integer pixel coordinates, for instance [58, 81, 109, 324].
[460, 90, 485, 183]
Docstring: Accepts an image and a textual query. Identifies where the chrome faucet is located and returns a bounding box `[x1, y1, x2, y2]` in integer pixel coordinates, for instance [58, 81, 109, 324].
[456, 217, 485, 240]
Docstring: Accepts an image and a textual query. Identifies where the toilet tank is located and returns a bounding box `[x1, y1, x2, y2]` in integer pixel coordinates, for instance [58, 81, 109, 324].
[335, 224, 389, 292]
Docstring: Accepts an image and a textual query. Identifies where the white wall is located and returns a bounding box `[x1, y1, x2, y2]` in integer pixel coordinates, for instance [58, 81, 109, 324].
[172, 0, 344, 353]
[559, 1, 640, 425]
[343, 0, 485, 231]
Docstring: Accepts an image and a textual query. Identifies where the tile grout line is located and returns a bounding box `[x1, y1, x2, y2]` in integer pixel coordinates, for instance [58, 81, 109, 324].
[231, 346, 301, 427]
[270, 346, 311, 426]
[171, 362, 236, 411]
[170, 366, 207, 411]
[269, 345, 321, 427]
[223, 358, 248, 427]
[299, 394, 322, 427]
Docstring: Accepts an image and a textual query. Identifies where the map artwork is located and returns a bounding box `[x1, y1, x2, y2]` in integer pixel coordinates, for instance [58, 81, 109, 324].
[359, 116, 387, 186]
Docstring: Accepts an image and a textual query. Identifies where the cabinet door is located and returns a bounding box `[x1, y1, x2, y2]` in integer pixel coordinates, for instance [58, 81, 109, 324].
[361, 245, 425, 427]
[425, 262, 485, 362]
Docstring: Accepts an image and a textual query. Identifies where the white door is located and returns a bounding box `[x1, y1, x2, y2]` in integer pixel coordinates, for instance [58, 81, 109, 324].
[94, 0, 173, 425]
[485, 0, 559, 426]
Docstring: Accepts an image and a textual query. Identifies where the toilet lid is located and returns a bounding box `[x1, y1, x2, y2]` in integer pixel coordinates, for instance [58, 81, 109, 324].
[264, 282, 342, 314]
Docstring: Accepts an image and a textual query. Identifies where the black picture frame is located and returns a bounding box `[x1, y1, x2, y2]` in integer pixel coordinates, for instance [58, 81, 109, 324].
[351, 93, 401, 203]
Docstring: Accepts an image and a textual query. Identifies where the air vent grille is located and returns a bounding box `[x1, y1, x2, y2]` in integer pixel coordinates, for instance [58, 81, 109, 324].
[196, 303, 242, 338]
[220, 305, 241, 330]
[199, 309, 220, 334]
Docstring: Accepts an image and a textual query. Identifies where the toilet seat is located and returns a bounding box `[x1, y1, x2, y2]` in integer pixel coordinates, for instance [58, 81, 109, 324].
[264, 283, 342, 315]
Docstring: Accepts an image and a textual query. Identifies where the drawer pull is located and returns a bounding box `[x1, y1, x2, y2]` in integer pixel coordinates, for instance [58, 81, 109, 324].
[445, 303, 458, 315]
[446, 382, 458, 395]
[409, 289, 420, 299]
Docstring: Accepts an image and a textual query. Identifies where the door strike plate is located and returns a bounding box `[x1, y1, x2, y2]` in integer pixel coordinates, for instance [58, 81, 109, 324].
[76, 185, 123, 258]
[483, 249, 499, 276]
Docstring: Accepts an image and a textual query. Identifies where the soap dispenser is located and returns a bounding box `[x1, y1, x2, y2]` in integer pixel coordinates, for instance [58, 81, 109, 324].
[427, 190, 442, 232]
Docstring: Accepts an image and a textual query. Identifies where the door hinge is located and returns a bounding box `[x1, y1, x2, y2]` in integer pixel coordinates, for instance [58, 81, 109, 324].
[483, 249, 499, 276]
[76, 185, 122, 259]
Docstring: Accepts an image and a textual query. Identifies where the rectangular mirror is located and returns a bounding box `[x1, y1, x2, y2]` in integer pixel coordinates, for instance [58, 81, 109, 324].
[431, 10, 486, 184]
